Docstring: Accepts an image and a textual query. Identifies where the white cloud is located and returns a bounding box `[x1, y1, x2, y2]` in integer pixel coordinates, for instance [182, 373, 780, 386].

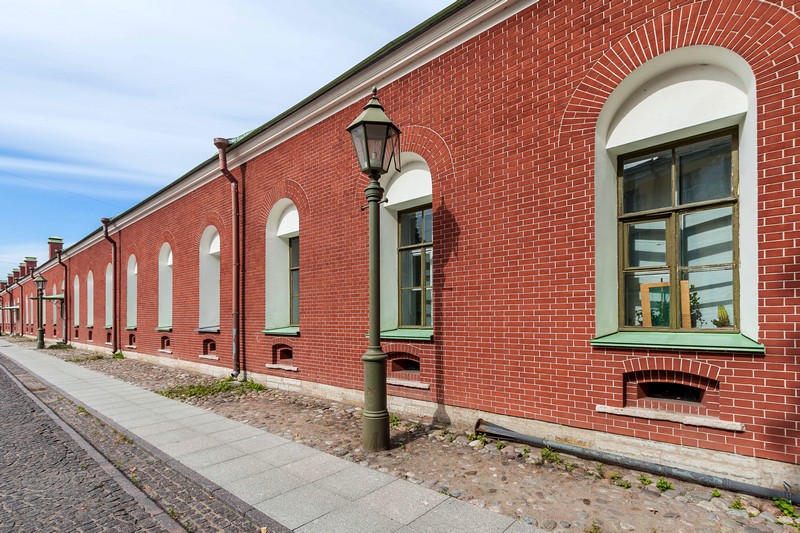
[0, 0, 453, 263]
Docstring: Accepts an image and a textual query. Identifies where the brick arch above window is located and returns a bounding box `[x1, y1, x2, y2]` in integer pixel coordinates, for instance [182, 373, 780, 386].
[621, 357, 721, 382]
[348, 125, 454, 209]
[255, 179, 310, 228]
[559, 0, 800, 140]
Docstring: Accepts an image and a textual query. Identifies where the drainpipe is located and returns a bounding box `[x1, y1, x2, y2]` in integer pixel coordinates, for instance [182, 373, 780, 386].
[101, 218, 118, 354]
[213, 137, 241, 378]
[57, 250, 68, 345]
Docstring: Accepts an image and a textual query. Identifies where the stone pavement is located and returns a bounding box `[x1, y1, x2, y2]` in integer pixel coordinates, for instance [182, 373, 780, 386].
[0, 358, 180, 533]
[0, 340, 534, 533]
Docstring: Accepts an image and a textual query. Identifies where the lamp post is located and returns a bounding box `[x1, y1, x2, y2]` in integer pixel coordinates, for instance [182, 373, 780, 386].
[347, 87, 401, 452]
[34, 274, 46, 349]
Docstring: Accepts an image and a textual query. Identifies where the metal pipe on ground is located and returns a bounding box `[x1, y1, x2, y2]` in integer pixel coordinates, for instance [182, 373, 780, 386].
[474, 418, 798, 505]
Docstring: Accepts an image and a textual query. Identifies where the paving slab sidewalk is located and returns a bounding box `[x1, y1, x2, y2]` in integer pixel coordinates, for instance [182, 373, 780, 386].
[0, 341, 533, 533]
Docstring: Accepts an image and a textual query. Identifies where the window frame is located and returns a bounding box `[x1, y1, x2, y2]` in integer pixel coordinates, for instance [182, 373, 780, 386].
[288, 236, 299, 327]
[616, 128, 739, 333]
[397, 205, 433, 329]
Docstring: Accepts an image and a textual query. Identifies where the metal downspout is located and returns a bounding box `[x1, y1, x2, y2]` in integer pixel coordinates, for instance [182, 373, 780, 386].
[56, 250, 68, 345]
[213, 138, 241, 378]
[101, 218, 118, 354]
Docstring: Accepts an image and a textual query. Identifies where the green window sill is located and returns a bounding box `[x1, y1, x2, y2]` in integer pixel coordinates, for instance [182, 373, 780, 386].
[378, 328, 433, 341]
[262, 326, 300, 337]
[196, 326, 220, 334]
[155, 326, 172, 332]
[591, 331, 765, 353]
[126, 326, 137, 331]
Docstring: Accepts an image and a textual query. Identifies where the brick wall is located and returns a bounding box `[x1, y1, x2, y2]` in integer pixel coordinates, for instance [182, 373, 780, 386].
[5, 0, 799, 468]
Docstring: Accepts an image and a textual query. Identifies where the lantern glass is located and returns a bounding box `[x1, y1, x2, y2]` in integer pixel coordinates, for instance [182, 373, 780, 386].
[34, 275, 46, 292]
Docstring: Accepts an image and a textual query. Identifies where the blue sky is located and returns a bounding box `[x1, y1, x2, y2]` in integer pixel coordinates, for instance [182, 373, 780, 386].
[0, 0, 453, 273]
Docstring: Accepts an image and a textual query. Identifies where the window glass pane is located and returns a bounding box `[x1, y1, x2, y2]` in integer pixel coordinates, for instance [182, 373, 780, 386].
[289, 238, 299, 268]
[622, 150, 672, 213]
[400, 289, 422, 326]
[400, 250, 422, 288]
[424, 248, 433, 286]
[623, 271, 671, 327]
[425, 288, 433, 326]
[680, 268, 734, 329]
[423, 208, 433, 243]
[399, 211, 424, 246]
[680, 206, 732, 267]
[290, 269, 300, 325]
[627, 220, 667, 267]
[678, 135, 732, 205]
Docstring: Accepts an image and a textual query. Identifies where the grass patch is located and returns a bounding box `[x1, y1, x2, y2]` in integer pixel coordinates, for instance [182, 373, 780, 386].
[65, 355, 104, 363]
[47, 343, 74, 350]
[111, 351, 125, 359]
[158, 378, 265, 400]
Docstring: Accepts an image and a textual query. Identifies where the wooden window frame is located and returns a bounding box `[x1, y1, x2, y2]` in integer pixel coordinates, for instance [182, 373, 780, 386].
[617, 129, 739, 332]
[397, 205, 433, 328]
[288, 236, 299, 327]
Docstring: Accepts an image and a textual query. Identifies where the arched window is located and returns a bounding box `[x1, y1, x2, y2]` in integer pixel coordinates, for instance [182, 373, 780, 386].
[86, 271, 94, 328]
[51, 284, 57, 325]
[158, 243, 173, 329]
[105, 263, 113, 328]
[265, 201, 299, 331]
[379, 153, 433, 333]
[199, 226, 220, 330]
[593, 46, 759, 349]
[73, 275, 80, 327]
[126, 255, 137, 329]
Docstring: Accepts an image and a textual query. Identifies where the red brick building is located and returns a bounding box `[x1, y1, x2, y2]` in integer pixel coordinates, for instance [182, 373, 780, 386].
[3, 0, 798, 489]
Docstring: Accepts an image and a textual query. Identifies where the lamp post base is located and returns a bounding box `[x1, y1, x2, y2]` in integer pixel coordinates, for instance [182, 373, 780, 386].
[37, 328, 44, 349]
[362, 346, 389, 451]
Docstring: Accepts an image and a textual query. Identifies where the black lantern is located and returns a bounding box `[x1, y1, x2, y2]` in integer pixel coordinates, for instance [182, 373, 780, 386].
[347, 87, 401, 175]
[34, 273, 46, 293]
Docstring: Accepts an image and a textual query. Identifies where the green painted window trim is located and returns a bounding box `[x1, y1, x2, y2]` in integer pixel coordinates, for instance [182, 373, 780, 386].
[155, 326, 172, 332]
[379, 328, 433, 341]
[125, 326, 137, 331]
[591, 331, 764, 353]
[196, 326, 220, 334]
[262, 326, 299, 337]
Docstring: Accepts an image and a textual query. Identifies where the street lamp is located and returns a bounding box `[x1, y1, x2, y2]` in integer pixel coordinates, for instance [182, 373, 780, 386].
[34, 273, 46, 349]
[347, 87, 401, 452]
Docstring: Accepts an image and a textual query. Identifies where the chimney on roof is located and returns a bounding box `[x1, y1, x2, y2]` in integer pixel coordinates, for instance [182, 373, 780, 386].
[48, 237, 64, 259]
[13, 268, 20, 282]
[0, 282, 6, 291]
[7, 274, 13, 285]
[18, 263, 26, 278]
[25, 257, 37, 272]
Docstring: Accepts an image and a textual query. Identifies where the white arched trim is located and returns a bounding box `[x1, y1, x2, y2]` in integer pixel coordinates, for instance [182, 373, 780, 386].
[86, 271, 94, 327]
[266, 200, 299, 330]
[199, 226, 220, 329]
[105, 263, 113, 328]
[126, 255, 138, 328]
[594, 46, 757, 341]
[158, 243, 173, 329]
[379, 152, 433, 332]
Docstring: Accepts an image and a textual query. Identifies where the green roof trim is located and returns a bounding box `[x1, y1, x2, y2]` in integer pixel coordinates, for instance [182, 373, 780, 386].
[47, 237, 63, 243]
[591, 331, 765, 353]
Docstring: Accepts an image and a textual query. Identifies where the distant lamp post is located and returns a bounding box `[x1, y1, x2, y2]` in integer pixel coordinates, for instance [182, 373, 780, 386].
[347, 86, 401, 452]
[34, 274, 46, 349]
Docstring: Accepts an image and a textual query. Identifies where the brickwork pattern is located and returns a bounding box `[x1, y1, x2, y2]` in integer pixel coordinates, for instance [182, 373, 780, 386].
[4, 0, 799, 468]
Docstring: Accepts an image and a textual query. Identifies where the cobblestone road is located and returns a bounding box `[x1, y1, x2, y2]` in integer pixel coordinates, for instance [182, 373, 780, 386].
[0, 364, 171, 533]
